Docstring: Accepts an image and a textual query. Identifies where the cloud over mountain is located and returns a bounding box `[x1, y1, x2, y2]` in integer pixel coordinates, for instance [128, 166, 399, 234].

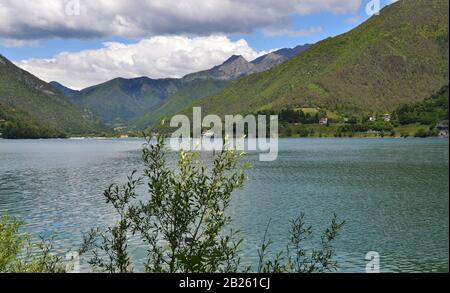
[16, 36, 267, 89]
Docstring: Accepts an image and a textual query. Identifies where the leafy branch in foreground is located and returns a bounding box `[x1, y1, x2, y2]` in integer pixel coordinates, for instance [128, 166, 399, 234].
[0, 215, 66, 273]
[81, 135, 344, 273]
[80, 171, 142, 273]
[130, 135, 247, 273]
[257, 214, 345, 273]
[81, 135, 248, 273]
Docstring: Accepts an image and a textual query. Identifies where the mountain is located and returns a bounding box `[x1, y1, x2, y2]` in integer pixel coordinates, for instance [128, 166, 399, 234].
[63, 45, 310, 129]
[251, 44, 311, 71]
[274, 45, 312, 59]
[130, 79, 228, 130]
[183, 55, 257, 81]
[185, 0, 449, 118]
[49, 81, 79, 98]
[183, 45, 311, 81]
[0, 54, 104, 136]
[66, 77, 184, 125]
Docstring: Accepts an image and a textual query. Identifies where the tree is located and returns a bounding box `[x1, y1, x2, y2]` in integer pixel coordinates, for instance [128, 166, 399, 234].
[81, 135, 248, 273]
[81, 135, 345, 273]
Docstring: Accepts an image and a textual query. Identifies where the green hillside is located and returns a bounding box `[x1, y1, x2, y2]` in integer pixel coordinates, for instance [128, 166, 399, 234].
[0, 103, 66, 139]
[0, 55, 104, 135]
[69, 77, 224, 128]
[186, 0, 449, 118]
[130, 79, 228, 130]
[393, 85, 449, 126]
[71, 77, 183, 125]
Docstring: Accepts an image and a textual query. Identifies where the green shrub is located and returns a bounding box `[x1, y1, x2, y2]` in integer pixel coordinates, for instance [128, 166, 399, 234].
[81, 136, 345, 273]
[415, 129, 438, 138]
[0, 215, 66, 273]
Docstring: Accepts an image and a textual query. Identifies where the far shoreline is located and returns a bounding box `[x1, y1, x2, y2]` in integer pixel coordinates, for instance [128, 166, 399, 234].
[1, 136, 448, 141]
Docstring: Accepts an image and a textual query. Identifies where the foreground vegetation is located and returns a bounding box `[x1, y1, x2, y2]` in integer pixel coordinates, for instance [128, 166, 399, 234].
[80, 135, 345, 273]
[0, 136, 344, 273]
[0, 215, 66, 273]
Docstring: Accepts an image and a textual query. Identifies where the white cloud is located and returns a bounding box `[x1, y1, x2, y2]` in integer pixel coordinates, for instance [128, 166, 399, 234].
[16, 36, 266, 90]
[263, 26, 323, 38]
[0, 38, 39, 48]
[0, 0, 361, 40]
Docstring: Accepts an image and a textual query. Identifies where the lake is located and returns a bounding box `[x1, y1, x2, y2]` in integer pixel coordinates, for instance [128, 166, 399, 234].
[0, 138, 448, 272]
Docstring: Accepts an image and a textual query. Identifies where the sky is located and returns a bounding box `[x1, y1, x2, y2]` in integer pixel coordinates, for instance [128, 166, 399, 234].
[0, 0, 397, 89]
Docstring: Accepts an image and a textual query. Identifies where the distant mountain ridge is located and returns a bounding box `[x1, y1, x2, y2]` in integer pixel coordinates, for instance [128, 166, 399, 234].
[50, 45, 311, 128]
[0, 54, 104, 136]
[184, 44, 311, 81]
[183, 55, 256, 81]
[129, 79, 229, 130]
[251, 45, 312, 70]
[68, 77, 184, 125]
[49, 81, 79, 98]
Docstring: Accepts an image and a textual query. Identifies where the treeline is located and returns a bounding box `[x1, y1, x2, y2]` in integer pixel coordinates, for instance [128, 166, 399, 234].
[392, 86, 449, 126]
[257, 108, 328, 124]
[255, 86, 449, 138]
[0, 103, 67, 139]
[338, 86, 448, 136]
[339, 121, 394, 133]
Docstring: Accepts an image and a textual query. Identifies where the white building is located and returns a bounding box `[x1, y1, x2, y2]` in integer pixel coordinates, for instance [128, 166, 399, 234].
[319, 118, 329, 125]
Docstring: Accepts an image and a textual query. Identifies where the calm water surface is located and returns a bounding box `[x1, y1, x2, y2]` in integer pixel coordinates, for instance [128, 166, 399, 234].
[0, 138, 448, 272]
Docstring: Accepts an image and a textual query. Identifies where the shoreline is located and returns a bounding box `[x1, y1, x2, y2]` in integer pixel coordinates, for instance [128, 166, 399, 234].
[1, 136, 448, 141]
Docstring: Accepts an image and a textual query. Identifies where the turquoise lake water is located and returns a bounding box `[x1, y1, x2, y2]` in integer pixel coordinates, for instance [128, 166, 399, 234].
[0, 138, 448, 272]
